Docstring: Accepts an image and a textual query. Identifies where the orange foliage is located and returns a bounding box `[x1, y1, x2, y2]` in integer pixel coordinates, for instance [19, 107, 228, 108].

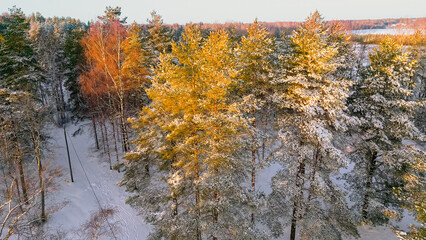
[80, 19, 149, 110]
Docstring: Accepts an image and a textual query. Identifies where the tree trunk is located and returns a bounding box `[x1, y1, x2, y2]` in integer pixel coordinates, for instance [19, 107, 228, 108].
[17, 155, 28, 204]
[262, 140, 265, 166]
[119, 111, 129, 152]
[32, 135, 46, 222]
[194, 149, 201, 240]
[2, 137, 10, 194]
[14, 177, 22, 206]
[290, 160, 305, 240]
[173, 197, 178, 216]
[308, 145, 320, 202]
[145, 162, 150, 176]
[59, 77, 67, 123]
[116, 119, 122, 152]
[92, 116, 100, 150]
[102, 120, 112, 170]
[362, 151, 377, 221]
[64, 126, 74, 182]
[1, 167, 9, 195]
[251, 144, 256, 224]
[213, 177, 218, 240]
[110, 119, 120, 172]
[251, 115, 257, 224]
[100, 117, 106, 152]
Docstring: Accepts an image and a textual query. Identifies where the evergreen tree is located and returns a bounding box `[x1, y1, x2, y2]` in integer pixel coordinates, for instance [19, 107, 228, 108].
[393, 155, 426, 239]
[346, 36, 422, 224]
[268, 11, 357, 240]
[63, 23, 86, 117]
[0, 6, 40, 92]
[234, 19, 275, 223]
[29, 18, 69, 122]
[122, 25, 263, 239]
[0, 7, 50, 225]
[122, 22, 150, 111]
[145, 11, 172, 67]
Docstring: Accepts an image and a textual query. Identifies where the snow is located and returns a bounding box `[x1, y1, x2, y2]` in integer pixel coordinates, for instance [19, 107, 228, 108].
[37, 120, 416, 239]
[256, 161, 401, 240]
[44, 121, 151, 239]
[348, 226, 398, 240]
[350, 29, 416, 35]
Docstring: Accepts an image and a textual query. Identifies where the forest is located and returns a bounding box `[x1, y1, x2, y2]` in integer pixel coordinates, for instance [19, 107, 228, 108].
[0, 5, 425, 240]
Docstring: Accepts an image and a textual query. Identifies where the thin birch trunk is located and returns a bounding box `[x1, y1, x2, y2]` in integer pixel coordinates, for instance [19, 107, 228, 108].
[111, 118, 120, 172]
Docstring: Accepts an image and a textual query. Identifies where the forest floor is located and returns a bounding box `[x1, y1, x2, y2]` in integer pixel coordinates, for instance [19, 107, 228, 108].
[42, 121, 412, 239]
[44, 121, 151, 239]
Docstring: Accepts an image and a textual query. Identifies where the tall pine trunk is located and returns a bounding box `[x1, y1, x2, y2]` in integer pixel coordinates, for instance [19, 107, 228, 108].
[32, 134, 46, 222]
[194, 149, 201, 240]
[308, 145, 320, 202]
[212, 168, 219, 240]
[17, 155, 28, 204]
[362, 151, 377, 220]
[2, 137, 10, 193]
[290, 160, 305, 240]
[251, 118, 256, 224]
[59, 77, 67, 123]
[14, 177, 22, 206]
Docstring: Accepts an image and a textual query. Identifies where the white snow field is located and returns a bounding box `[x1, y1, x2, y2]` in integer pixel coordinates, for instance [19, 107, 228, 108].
[42, 121, 415, 239]
[350, 29, 416, 35]
[44, 121, 151, 239]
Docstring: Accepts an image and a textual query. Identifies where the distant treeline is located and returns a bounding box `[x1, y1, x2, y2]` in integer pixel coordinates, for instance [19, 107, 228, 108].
[151, 17, 426, 44]
[349, 31, 425, 45]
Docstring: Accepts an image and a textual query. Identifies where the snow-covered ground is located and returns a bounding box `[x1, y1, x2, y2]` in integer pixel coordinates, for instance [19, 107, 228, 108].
[41, 120, 415, 239]
[350, 29, 416, 35]
[44, 122, 151, 239]
[257, 163, 400, 240]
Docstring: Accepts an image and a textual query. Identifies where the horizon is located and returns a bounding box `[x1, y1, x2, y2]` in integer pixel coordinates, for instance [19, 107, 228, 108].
[1, 0, 425, 25]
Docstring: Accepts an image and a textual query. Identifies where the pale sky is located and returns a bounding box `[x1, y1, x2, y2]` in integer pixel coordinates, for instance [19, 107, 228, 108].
[1, 0, 425, 24]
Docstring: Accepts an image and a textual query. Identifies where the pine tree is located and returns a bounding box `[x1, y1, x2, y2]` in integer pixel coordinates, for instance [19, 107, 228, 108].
[145, 11, 172, 68]
[63, 23, 86, 117]
[0, 7, 40, 92]
[346, 36, 422, 224]
[122, 25, 262, 239]
[268, 11, 357, 240]
[393, 155, 425, 239]
[121, 22, 150, 110]
[147, 11, 172, 54]
[0, 88, 49, 223]
[30, 18, 69, 122]
[234, 19, 275, 224]
[0, 8, 47, 220]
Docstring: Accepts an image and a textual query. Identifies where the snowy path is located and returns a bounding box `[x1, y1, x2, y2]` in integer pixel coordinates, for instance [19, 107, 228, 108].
[45, 122, 151, 239]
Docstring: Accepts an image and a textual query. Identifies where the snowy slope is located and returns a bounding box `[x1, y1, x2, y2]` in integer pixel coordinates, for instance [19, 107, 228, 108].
[44, 122, 151, 239]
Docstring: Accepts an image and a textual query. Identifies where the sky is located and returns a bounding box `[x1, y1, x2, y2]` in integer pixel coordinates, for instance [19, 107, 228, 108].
[1, 0, 425, 24]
